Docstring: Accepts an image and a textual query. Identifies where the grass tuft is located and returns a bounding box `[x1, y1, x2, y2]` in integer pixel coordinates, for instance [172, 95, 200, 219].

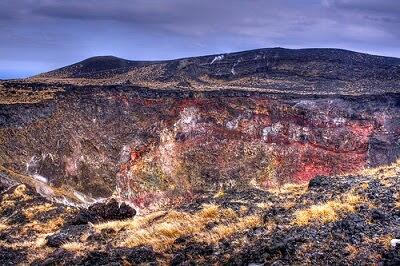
[293, 193, 362, 226]
[119, 204, 246, 251]
[61, 242, 84, 252]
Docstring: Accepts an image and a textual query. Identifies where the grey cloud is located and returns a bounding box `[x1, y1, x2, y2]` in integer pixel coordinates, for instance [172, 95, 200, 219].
[0, 0, 399, 78]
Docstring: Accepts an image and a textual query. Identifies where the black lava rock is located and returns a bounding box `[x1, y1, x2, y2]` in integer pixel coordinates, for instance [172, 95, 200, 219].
[371, 209, 386, 221]
[78, 251, 122, 266]
[308, 175, 332, 189]
[46, 225, 89, 248]
[0, 248, 26, 266]
[34, 248, 77, 266]
[70, 198, 136, 224]
[263, 207, 286, 222]
[125, 246, 157, 264]
[46, 233, 70, 248]
[382, 246, 400, 266]
[171, 253, 186, 265]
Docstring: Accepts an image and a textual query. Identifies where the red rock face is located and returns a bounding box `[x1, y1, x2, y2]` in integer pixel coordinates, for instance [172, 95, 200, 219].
[112, 95, 389, 210]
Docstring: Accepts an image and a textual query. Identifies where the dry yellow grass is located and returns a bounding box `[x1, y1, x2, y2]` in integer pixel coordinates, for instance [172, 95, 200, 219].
[256, 202, 272, 209]
[198, 204, 220, 218]
[34, 233, 53, 248]
[0, 88, 63, 104]
[115, 204, 253, 251]
[3, 184, 32, 201]
[268, 182, 307, 196]
[358, 159, 400, 181]
[0, 184, 33, 212]
[23, 203, 55, 219]
[0, 223, 8, 231]
[94, 210, 166, 231]
[23, 216, 65, 234]
[61, 242, 84, 252]
[123, 211, 197, 250]
[359, 182, 369, 190]
[239, 205, 249, 214]
[293, 193, 362, 226]
[195, 215, 261, 244]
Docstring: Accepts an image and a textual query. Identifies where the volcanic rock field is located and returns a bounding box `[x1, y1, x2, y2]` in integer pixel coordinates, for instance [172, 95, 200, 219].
[1, 48, 400, 265]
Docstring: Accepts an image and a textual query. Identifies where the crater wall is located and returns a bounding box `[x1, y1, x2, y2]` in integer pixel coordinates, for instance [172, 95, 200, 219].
[1, 86, 399, 209]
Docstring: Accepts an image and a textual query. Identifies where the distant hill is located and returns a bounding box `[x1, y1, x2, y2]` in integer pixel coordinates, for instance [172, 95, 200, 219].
[31, 48, 400, 95]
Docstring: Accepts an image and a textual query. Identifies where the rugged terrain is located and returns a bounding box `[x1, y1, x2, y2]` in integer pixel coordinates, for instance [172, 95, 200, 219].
[1, 47, 400, 264]
[29, 48, 400, 95]
[1, 161, 400, 265]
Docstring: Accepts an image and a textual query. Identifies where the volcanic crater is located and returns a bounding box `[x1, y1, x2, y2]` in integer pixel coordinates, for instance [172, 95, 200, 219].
[1, 47, 400, 265]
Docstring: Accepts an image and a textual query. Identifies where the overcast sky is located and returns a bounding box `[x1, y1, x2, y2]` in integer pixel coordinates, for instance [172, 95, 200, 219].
[1, 0, 400, 78]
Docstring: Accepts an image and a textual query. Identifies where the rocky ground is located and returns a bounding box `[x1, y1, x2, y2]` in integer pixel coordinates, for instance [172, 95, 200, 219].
[1, 47, 400, 265]
[1, 160, 400, 265]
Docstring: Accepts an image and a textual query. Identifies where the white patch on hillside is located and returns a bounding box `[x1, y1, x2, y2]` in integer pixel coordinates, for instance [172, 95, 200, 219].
[211, 55, 224, 64]
[174, 107, 199, 133]
[159, 129, 179, 176]
[391, 239, 400, 248]
[26, 156, 40, 174]
[226, 116, 241, 130]
[33, 174, 48, 183]
[332, 117, 346, 126]
[119, 145, 131, 163]
[262, 122, 284, 140]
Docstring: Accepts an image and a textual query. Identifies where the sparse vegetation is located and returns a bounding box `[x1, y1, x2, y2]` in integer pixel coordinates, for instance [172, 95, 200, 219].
[268, 182, 307, 195]
[61, 242, 84, 252]
[23, 203, 55, 219]
[293, 193, 362, 225]
[1, 162, 400, 264]
[23, 216, 65, 234]
[0, 87, 63, 104]
[121, 204, 242, 251]
[195, 215, 261, 244]
[0, 222, 8, 231]
[358, 159, 400, 181]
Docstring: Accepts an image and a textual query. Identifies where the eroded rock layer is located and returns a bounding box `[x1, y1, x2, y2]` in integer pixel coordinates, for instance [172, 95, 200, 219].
[1, 84, 399, 208]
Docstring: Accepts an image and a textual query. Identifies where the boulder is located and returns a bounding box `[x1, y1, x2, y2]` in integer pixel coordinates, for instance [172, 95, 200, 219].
[308, 175, 332, 189]
[70, 198, 136, 225]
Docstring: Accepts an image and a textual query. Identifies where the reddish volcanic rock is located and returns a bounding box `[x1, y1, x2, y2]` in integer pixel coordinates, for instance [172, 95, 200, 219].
[0, 84, 399, 209]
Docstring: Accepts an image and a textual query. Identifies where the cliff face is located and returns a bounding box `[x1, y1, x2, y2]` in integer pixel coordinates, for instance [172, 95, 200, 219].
[1, 83, 399, 209]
